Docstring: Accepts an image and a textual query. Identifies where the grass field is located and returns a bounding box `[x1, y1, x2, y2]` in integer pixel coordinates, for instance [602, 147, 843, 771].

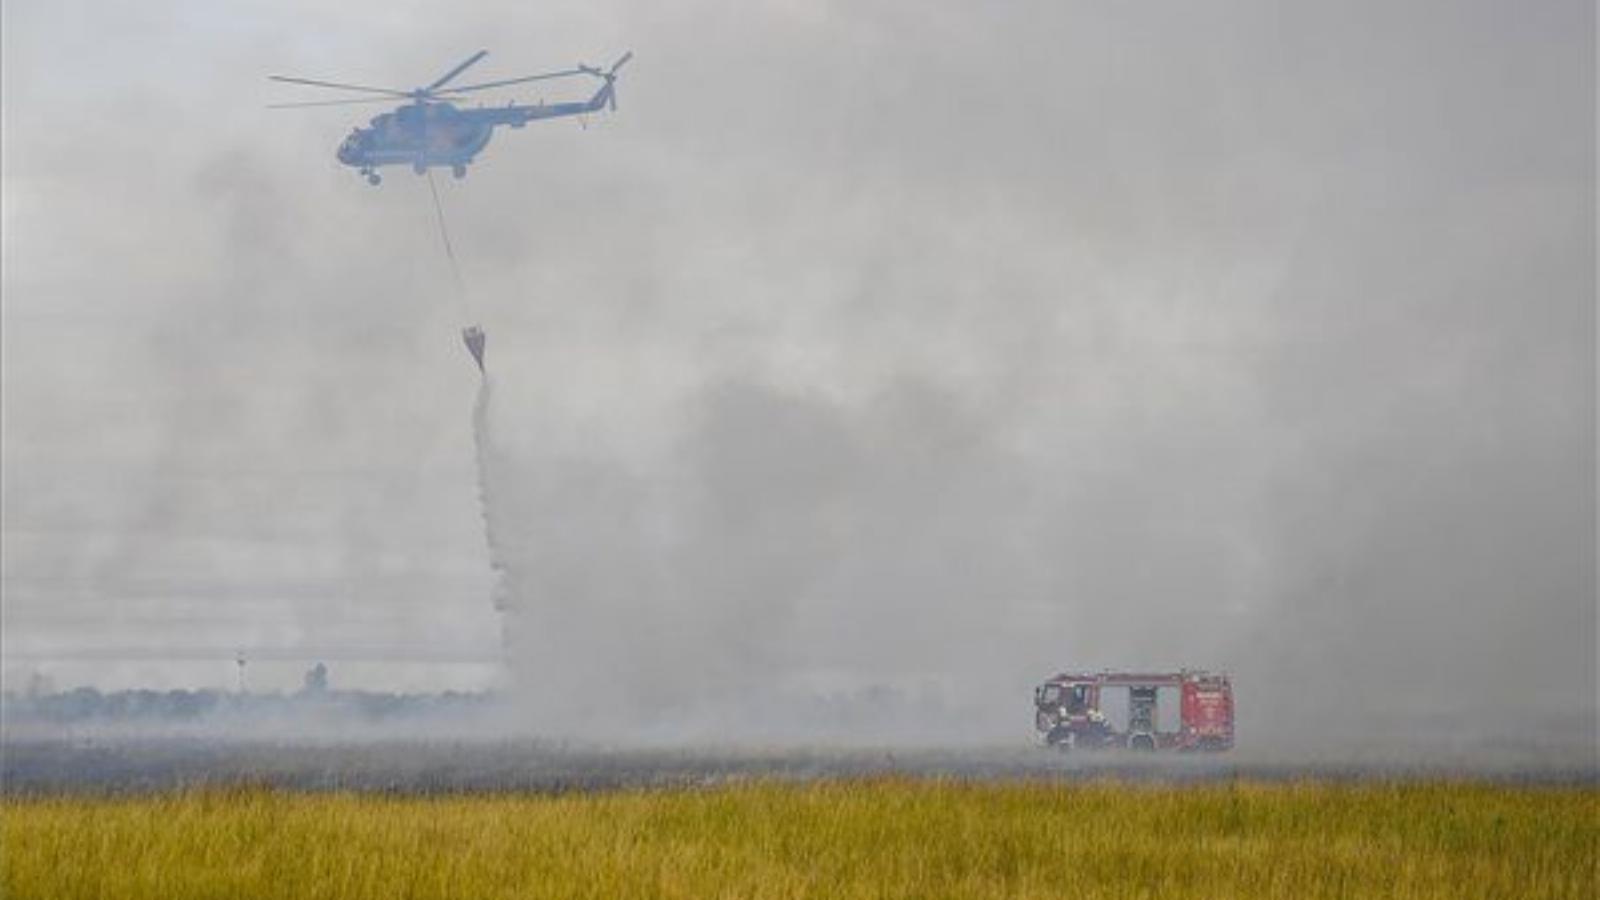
[3, 780, 1594, 899]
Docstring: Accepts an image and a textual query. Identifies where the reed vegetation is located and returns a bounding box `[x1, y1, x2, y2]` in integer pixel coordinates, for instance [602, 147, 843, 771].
[4, 779, 1594, 899]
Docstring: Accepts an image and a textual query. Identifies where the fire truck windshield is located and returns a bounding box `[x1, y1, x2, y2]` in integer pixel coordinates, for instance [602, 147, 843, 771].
[1039, 683, 1091, 712]
[1065, 686, 1090, 713]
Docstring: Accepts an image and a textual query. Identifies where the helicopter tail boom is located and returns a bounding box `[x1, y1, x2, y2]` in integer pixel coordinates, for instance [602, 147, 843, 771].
[466, 51, 629, 125]
[590, 80, 616, 113]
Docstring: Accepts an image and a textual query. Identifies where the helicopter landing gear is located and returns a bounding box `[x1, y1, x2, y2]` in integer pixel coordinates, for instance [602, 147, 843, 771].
[362, 169, 382, 186]
[451, 164, 467, 180]
[413, 160, 428, 175]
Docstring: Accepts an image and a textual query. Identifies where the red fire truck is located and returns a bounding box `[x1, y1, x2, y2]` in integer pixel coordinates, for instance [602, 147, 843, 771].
[1034, 670, 1234, 751]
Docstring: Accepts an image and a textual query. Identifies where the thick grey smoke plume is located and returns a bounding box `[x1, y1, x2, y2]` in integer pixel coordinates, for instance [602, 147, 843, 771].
[466, 1, 1594, 747]
[485, 377, 1070, 739]
[3, 1, 1593, 752]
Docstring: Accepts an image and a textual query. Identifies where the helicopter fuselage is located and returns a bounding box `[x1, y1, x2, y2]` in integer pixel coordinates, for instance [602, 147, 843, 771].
[335, 87, 609, 181]
[271, 49, 630, 185]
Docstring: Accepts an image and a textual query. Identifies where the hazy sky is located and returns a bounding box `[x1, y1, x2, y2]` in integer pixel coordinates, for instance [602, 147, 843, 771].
[2, 1, 1593, 742]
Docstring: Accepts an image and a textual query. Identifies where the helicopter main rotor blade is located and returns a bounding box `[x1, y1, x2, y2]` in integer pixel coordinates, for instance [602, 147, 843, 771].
[267, 96, 401, 109]
[437, 68, 589, 95]
[268, 75, 410, 97]
[425, 50, 489, 92]
[609, 51, 633, 74]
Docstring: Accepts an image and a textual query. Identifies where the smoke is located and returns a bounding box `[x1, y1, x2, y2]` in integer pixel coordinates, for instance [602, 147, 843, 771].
[464, 1, 1594, 749]
[2, 1, 1593, 755]
[481, 362, 1593, 747]
[481, 376, 1049, 739]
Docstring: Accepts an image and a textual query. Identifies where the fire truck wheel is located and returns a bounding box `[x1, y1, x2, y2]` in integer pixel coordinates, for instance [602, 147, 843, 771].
[1129, 734, 1156, 752]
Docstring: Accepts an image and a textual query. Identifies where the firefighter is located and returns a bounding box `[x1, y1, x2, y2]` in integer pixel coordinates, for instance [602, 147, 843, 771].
[1084, 705, 1113, 745]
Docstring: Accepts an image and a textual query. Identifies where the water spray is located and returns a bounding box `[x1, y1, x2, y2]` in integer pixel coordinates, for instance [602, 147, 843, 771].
[423, 170, 505, 654]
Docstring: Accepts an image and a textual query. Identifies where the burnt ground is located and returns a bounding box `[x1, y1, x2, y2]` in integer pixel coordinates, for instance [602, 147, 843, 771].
[3, 737, 1594, 794]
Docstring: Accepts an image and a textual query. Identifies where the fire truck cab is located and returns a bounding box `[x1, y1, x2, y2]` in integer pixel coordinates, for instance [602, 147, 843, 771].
[1034, 669, 1234, 751]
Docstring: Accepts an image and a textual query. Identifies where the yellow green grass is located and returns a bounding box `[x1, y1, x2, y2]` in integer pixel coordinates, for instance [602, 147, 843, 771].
[4, 780, 1595, 899]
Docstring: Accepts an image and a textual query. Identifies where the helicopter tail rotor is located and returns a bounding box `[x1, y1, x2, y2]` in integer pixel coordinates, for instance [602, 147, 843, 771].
[578, 52, 631, 111]
[607, 52, 631, 110]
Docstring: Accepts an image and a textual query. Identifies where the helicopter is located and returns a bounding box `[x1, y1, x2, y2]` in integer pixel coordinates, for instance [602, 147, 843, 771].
[269, 50, 632, 184]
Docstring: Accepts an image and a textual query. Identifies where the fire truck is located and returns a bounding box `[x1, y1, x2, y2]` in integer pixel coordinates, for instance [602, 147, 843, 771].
[1033, 670, 1234, 751]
